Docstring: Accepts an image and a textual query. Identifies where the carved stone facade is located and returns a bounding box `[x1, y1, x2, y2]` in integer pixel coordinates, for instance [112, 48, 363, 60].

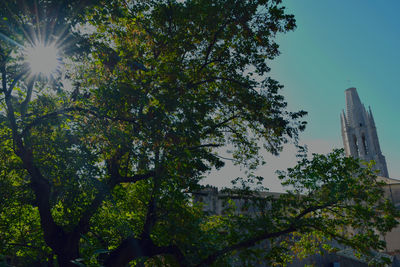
[341, 87, 389, 177]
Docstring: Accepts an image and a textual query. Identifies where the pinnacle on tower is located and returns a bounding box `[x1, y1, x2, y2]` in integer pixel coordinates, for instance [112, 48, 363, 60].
[341, 87, 389, 177]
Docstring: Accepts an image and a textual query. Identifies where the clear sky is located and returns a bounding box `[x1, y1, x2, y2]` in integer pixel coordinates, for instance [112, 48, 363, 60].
[205, 0, 400, 191]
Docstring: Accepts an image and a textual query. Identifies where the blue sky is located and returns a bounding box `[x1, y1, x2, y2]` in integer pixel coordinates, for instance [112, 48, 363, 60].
[206, 1, 400, 191]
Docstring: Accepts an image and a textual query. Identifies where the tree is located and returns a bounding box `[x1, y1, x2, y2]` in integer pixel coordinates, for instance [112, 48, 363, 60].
[0, 0, 397, 266]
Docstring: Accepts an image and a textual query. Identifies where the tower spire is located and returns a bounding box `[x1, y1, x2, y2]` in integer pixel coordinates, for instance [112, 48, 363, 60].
[341, 88, 389, 177]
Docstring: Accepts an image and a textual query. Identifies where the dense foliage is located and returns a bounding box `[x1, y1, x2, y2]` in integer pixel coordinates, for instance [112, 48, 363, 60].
[0, 0, 398, 266]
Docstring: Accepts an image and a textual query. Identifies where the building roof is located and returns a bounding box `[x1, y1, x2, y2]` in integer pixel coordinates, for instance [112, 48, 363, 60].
[377, 176, 400, 185]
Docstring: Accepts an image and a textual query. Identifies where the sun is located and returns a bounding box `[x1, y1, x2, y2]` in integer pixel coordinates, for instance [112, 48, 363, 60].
[25, 42, 61, 76]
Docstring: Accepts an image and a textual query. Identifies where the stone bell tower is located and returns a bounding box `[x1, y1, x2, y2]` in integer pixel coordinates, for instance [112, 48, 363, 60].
[340, 87, 389, 177]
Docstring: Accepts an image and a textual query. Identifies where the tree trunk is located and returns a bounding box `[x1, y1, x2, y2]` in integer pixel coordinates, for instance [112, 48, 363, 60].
[56, 248, 80, 267]
[57, 256, 79, 267]
[53, 233, 81, 267]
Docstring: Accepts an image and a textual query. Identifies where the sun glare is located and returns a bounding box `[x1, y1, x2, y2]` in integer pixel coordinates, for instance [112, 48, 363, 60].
[25, 43, 60, 76]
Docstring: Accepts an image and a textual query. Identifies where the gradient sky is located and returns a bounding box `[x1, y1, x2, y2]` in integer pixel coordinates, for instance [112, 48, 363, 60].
[205, 0, 400, 191]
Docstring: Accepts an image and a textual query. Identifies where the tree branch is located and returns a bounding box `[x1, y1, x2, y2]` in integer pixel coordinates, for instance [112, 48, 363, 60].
[141, 149, 162, 240]
[22, 106, 140, 135]
[75, 169, 155, 236]
[195, 201, 335, 267]
[293, 202, 334, 221]
[7, 69, 28, 96]
[199, 19, 232, 72]
[20, 79, 34, 117]
[189, 76, 249, 88]
[103, 236, 187, 267]
[202, 114, 240, 136]
[195, 227, 296, 267]
[187, 143, 223, 150]
[117, 172, 156, 184]
[74, 150, 156, 236]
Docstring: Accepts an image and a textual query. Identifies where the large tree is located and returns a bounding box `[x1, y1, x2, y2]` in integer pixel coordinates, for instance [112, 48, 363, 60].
[0, 0, 398, 266]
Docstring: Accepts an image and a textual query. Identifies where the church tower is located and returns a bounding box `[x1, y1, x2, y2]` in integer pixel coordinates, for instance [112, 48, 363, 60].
[341, 87, 389, 177]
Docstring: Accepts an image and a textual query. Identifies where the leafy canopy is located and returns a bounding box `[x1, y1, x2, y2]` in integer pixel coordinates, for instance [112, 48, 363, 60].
[0, 0, 397, 266]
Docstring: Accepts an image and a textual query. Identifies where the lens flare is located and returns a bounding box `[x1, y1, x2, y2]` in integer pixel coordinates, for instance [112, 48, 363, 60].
[25, 42, 60, 76]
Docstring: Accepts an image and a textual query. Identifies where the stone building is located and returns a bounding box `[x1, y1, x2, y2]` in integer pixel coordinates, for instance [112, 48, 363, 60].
[341, 87, 389, 177]
[192, 185, 282, 215]
[193, 186, 400, 266]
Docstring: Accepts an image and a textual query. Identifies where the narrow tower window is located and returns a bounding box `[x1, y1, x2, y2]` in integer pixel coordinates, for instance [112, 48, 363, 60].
[362, 134, 368, 155]
[353, 135, 359, 156]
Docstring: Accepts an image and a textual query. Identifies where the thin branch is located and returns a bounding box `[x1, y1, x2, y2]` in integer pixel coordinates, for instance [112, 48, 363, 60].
[1, 65, 21, 146]
[22, 107, 77, 135]
[7, 69, 28, 96]
[199, 19, 232, 72]
[20, 79, 34, 117]
[187, 143, 223, 150]
[214, 154, 240, 163]
[198, 57, 225, 71]
[202, 114, 239, 135]
[1, 63, 7, 94]
[293, 202, 334, 221]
